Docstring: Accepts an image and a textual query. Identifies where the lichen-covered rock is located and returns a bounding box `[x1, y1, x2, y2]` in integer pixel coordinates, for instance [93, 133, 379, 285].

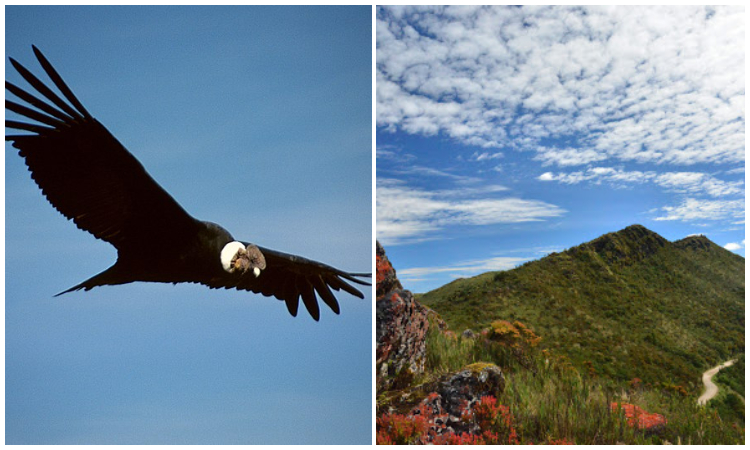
[411, 363, 506, 441]
[376, 241, 428, 390]
[376, 240, 402, 297]
[376, 289, 429, 387]
[437, 364, 506, 418]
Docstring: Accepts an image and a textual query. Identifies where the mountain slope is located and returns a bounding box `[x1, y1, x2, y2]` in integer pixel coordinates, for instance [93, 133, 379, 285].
[419, 225, 745, 388]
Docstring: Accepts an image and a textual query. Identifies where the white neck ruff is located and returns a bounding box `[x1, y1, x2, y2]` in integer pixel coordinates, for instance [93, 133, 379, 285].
[220, 241, 245, 272]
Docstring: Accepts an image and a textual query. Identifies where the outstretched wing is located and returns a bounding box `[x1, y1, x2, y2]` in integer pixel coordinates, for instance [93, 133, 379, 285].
[5, 46, 199, 252]
[6, 46, 370, 319]
[206, 245, 371, 321]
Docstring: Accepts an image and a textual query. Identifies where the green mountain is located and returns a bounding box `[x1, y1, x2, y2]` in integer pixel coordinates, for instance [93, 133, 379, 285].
[419, 225, 745, 388]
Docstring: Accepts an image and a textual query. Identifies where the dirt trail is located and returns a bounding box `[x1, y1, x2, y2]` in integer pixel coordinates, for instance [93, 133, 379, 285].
[697, 360, 736, 406]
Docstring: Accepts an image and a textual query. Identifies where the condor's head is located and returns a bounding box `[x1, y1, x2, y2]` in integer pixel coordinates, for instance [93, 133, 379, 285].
[220, 241, 266, 277]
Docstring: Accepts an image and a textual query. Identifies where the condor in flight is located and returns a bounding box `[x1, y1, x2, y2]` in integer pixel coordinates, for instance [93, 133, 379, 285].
[5, 46, 370, 321]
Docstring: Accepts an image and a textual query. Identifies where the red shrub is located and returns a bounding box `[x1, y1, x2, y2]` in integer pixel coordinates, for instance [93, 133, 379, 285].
[376, 410, 428, 444]
[471, 396, 519, 444]
[610, 402, 667, 432]
[377, 394, 522, 445]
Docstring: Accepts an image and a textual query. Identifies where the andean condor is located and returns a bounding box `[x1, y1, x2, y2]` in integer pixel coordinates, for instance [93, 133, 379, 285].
[5, 46, 370, 321]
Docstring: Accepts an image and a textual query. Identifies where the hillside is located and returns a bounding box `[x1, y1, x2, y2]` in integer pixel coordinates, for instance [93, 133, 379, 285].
[419, 225, 745, 388]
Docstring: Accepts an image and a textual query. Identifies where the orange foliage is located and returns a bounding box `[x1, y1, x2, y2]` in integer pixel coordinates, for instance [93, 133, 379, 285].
[376, 394, 521, 445]
[375, 407, 429, 444]
[488, 320, 541, 350]
[376, 393, 578, 445]
[610, 402, 667, 431]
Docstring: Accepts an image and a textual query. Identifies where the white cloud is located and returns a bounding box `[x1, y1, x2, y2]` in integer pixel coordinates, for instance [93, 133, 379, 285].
[376, 145, 416, 163]
[396, 244, 564, 287]
[653, 198, 745, 222]
[538, 167, 653, 185]
[399, 256, 527, 283]
[470, 151, 504, 162]
[392, 165, 478, 182]
[434, 184, 509, 197]
[724, 241, 743, 251]
[377, 178, 566, 245]
[377, 6, 744, 166]
[538, 167, 744, 197]
[539, 167, 745, 224]
[654, 172, 744, 197]
[725, 166, 745, 175]
[534, 147, 609, 167]
[538, 172, 555, 181]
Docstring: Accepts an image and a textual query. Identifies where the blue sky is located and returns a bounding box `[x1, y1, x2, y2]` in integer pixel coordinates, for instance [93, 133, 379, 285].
[376, 6, 745, 293]
[4, 6, 371, 444]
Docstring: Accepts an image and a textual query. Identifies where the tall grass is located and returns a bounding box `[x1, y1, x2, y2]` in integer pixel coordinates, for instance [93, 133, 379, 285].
[421, 323, 745, 445]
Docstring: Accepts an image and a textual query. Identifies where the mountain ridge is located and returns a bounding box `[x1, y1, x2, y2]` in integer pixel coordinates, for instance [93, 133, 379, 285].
[419, 224, 744, 388]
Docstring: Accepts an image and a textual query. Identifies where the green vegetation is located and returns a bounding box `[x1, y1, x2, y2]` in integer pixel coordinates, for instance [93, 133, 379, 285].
[380, 322, 744, 444]
[713, 354, 745, 398]
[419, 225, 745, 389]
[709, 355, 745, 425]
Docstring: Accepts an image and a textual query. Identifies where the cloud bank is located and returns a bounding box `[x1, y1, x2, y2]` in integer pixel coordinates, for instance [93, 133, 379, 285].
[377, 6, 744, 167]
[539, 167, 744, 197]
[377, 179, 566, 245]
[652, 198, 745, 223]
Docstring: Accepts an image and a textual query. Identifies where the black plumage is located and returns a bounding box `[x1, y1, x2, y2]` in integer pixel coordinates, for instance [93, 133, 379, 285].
[5, 46, 370, 321]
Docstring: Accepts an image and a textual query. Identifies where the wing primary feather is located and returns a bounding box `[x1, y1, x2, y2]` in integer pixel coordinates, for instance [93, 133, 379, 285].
[311, 275, 340, 315]
[5, 119, 54, 134]
[32, 46, 92, 119]
[5, 100, 67, 128]
[344, 272, 371, 277]
[6, 81, 75, 122]
[336, 271, 372, 286]
[299, 278, 320, 321]
[5, 135, 35, 141]
[328, 275, 366, 299]
[283, 275, 300, 317]
[9, 57, 83, 120]
[285, 297, 300, 317]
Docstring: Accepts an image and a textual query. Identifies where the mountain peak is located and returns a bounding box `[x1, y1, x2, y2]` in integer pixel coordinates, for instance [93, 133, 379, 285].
[580, 224, 669, 266]
[622, 223, 649, 232]
[674, 234, 712, 250]
[614, 224, 665, 241]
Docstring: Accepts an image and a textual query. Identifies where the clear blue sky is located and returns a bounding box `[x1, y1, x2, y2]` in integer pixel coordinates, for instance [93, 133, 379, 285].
[376, 6, 745, 293]
[5, 6, 372, 444]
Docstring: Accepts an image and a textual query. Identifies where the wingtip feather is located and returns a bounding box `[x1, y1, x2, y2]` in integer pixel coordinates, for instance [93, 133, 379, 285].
[54, 285, 80, 297]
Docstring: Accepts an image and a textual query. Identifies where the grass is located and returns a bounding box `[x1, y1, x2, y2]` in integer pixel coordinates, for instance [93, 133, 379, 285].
[378, 320, 744, 445]
[419, 225, 745, 389]
[707, 354, 745, 427]
[377, 226, 744, 444]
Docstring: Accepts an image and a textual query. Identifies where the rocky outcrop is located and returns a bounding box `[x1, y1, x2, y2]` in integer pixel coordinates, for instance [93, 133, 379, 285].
[376, 241, 429, 390]
[391, 363, 507, 443]
[427, 363, 506, 419]
[376, 240, 402, 297]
